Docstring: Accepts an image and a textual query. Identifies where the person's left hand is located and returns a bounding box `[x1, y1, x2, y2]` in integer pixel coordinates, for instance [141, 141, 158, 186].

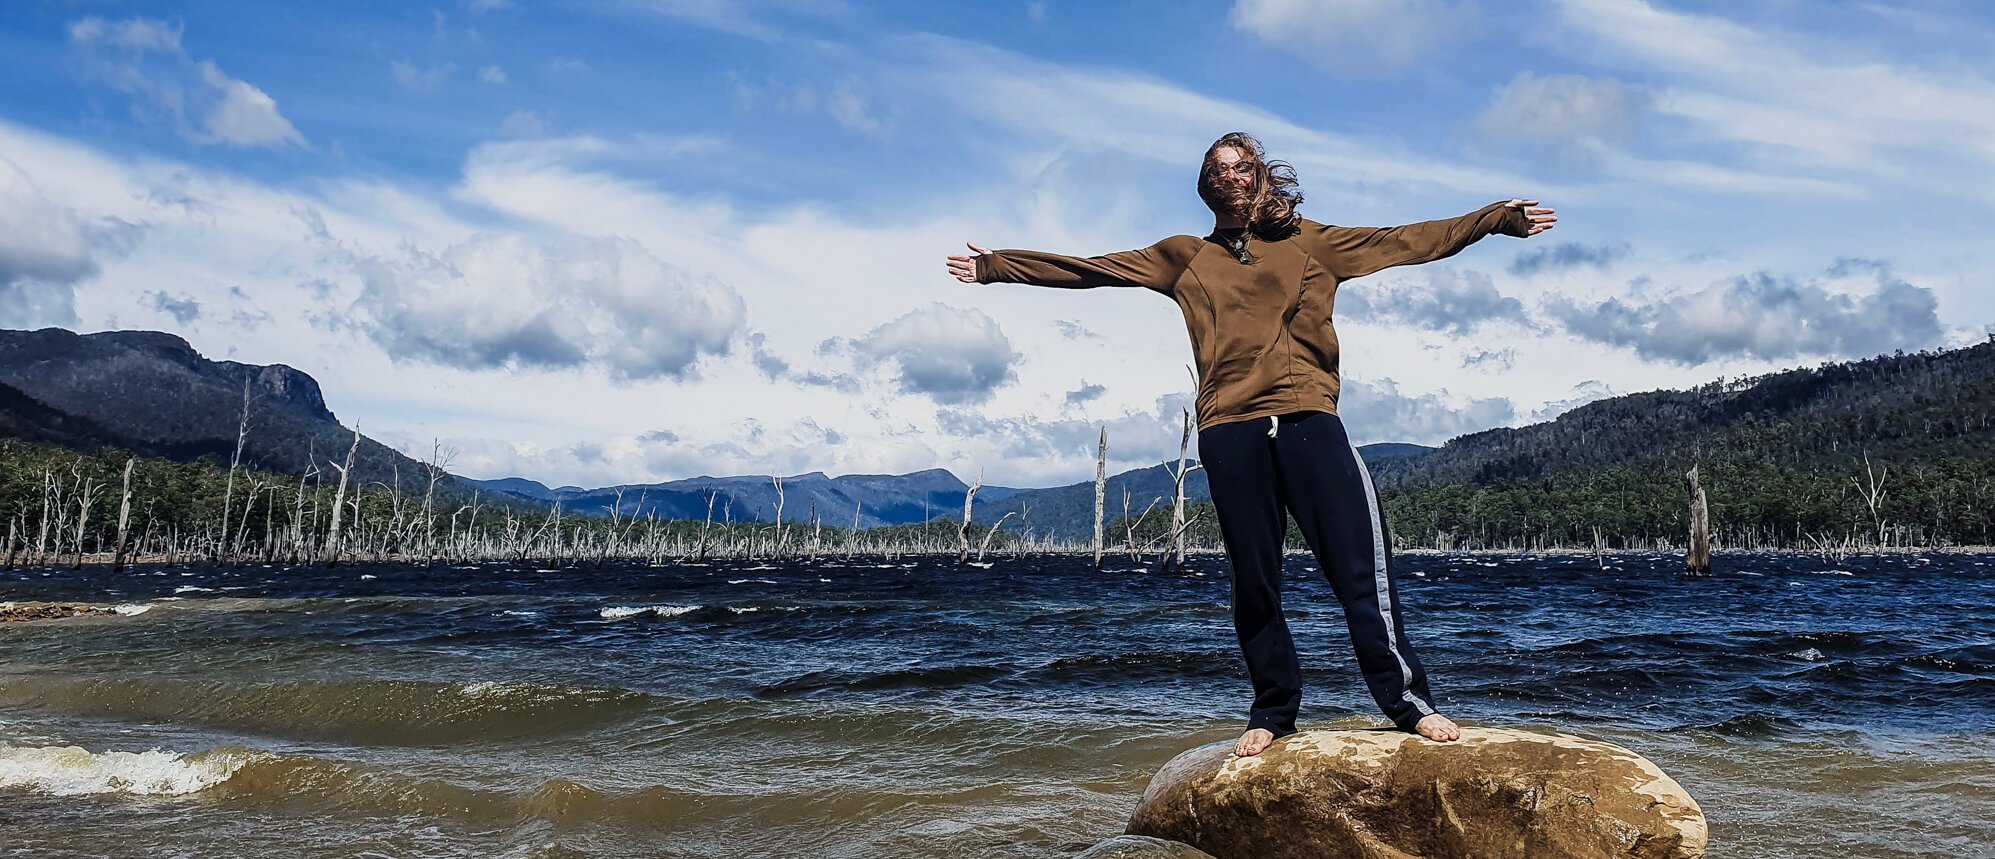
[1506, 199, 1557, 237]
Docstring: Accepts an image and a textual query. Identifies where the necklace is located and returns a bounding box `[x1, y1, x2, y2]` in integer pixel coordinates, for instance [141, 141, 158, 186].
[1227, 234, 1251, 264]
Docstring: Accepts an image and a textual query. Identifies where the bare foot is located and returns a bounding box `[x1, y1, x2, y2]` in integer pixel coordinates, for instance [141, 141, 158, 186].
[1415, 713, 1461, 742]
[1233, 728, 1275, 756]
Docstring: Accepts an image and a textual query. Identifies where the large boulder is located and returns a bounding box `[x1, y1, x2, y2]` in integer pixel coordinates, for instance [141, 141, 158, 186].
[1126, 727, 1705, 859]
[1075, 835, 1216, 858]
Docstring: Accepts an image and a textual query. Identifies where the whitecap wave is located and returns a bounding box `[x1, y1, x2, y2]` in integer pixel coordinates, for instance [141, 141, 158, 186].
[111, 604, 152, 616]
[599, 605, 697, 620]
[0, 744, 245, 797]
[173, 586, 214, 594]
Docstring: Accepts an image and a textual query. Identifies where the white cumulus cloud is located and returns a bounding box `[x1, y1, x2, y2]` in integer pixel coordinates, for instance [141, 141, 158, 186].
[345, 233, 748, 381]
[845, 303, 1019, 404]
[1544, 265, 1944, 365]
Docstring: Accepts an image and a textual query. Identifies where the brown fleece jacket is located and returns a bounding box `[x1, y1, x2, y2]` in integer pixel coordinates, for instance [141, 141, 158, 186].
[976, 201, 1531, 431]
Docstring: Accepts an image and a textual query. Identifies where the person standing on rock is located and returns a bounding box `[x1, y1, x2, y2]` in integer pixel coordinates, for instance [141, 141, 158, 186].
[945, 132, 1555, 755]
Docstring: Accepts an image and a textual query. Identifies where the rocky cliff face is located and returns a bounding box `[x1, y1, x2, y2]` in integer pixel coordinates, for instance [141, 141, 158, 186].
[0, 327, 426, 487]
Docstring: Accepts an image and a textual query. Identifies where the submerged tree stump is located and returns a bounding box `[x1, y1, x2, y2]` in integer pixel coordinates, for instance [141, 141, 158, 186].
[1685, 466, 1711, 575]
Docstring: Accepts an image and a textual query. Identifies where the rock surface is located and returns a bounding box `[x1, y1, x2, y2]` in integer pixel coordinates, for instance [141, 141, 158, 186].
[1074, 835, 1216, 858]
[1077, 837, 1212, 857]
[1126, 727, 1705, 859]
[0, 602, 116, 622]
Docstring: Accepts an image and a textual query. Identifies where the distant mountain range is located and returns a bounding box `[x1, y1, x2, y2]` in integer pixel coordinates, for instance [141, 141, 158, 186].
[0, 327, 1435, 534]
[461, 446, 1430, 538]
[459, 469, 1028, 530]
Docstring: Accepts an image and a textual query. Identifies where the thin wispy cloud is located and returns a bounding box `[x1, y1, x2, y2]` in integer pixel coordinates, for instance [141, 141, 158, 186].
[1545, 0, 1995, 200]
[67, 16, 305, 148]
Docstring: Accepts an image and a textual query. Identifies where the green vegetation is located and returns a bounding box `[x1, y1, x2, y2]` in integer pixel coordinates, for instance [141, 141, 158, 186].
[0, 439, 1032, 567]
[1115, 341, 1995, 551]
[9, 338, 1995, 564]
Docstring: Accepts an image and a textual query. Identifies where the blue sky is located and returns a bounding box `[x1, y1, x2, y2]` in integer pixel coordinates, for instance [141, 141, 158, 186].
[4, 0, 1993, 488]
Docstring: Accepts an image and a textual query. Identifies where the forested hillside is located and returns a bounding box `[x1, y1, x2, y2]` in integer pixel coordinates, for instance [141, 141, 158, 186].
[1127, 339, 1995, 551]
[9, 324, 1995, 558]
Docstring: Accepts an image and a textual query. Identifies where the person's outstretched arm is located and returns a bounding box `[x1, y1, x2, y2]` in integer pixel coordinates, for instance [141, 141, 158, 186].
[1305, 199, 1556, 281]
[945, 237, 1197, 294]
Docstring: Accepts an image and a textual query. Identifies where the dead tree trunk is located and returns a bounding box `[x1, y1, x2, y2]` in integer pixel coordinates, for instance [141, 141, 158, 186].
[596, 486, 626, 569]
[113, 458, 135, 571]
[217, 374, 254, 562]
[1853, 453, 1890, 551]
[809, 505, 821, 562]
[697, 491, 716, 562]
[847, 499, 861, 560]
[1093, 427, 1107, 570]
[1685, 466, 1711, 575]
[958, 472, 982, 564]
[771, 474, 786, 561]
[1125, 492, 1162, 563]
[72, 474, 102, 570]
[421, 440, 449, 567]
[324, 426, 361, 567]
[1167, 408, 1201, 571]
[976, 512, 1015, 563]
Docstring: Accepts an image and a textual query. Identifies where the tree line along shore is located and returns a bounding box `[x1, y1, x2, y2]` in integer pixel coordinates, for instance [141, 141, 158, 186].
[10, 331, 1995, 569]
[5, 425, 1990, 571]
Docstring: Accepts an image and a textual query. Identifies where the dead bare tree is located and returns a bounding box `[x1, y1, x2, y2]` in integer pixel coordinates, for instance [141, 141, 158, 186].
[976, 511, 1016, 563]
[217, 374, 257, 562]
[1853, 453, 1890, 550]
[1122, 489, 1161, 562]
[697, 490, 717, 562]
[958, 471, 982, 563]
[323, 426, 362, 567]
[230, 477, 266, 562]
[1093, 427, 1108, 570]
[597, 486, 628, 569]
[847, 499, 862, 560]
[771, 474, 786, 561]
[70, 467, 103, 570]
[34, 469, 53, 565]
[112, 457, 135, 571]
[420, 440, 453, 567]
[1165, 408, 1202, 571]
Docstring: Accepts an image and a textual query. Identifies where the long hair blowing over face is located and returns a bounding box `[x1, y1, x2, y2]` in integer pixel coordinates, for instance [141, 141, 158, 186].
[1198, 131, 1303, 239]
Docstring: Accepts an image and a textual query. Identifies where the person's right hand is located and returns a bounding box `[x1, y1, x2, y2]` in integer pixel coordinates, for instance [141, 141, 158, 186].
[946, 243, 992, 283]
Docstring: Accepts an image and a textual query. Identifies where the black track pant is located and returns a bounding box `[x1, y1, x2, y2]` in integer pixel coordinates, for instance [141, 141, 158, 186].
[1198, 410, 1436, 735]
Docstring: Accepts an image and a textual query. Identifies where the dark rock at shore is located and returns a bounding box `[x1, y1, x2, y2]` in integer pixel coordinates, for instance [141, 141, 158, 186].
[0, 602, 117, 622]
[1126, 726, 1706, 859]
[1074, 835, 1215, 858]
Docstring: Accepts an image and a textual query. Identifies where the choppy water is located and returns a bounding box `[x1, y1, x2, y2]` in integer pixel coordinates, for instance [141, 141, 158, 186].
[2, 553, 1990, 858]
